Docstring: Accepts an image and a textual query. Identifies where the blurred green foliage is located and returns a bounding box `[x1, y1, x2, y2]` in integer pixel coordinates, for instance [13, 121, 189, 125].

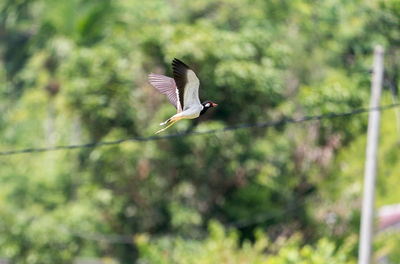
[137, 221, 356, 264]
[1, 0, 400, 263]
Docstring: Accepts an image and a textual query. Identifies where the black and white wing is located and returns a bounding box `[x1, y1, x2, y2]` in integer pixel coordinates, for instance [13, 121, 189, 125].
[148, 73, 182, 112]
[172, 58, 201, 111]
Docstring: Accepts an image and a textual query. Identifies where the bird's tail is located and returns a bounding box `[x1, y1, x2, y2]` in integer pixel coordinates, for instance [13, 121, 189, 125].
[160, 118, 171, 126]
[160, 112, 184, 126]
[156, 114, 184, 134]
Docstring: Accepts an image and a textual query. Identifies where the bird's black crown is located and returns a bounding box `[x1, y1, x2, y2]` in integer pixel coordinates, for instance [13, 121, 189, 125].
[200, 100, 217, 116]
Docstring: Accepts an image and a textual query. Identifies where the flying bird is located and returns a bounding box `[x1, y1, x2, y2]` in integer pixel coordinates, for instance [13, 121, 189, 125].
[148, 58, 217, 134]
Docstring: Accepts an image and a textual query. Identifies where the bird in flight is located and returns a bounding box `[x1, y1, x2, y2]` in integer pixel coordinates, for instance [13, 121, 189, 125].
[148, 58, 217, 134]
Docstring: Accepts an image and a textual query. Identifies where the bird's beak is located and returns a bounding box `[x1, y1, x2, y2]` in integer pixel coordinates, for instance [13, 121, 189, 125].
[211, 102, 218, 107]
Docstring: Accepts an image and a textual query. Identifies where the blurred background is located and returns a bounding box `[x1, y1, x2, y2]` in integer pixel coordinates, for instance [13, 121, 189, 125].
[1, 0, 400, 263]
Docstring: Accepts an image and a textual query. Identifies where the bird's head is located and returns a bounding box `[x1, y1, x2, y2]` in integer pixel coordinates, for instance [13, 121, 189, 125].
[202, 100, 217, 108]
[200, 100, 217, 115]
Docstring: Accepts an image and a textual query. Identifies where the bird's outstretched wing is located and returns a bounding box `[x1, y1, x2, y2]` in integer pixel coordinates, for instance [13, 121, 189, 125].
[148, 73, 182, 112]
[172, 58, 201, 110]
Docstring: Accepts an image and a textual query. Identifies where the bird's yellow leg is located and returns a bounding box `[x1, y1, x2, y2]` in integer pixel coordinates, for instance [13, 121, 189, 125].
[155, 120, 178, 134]
[155, 116, 184, 134]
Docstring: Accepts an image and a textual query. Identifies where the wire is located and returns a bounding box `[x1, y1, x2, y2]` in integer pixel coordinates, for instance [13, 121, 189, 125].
[0, 103, 399, 156]
[0, 104, 395, 245]
[3, 104, 397, 243]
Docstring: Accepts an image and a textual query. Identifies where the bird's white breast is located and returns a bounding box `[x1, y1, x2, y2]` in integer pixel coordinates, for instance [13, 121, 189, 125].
[181, 104, 203, 119]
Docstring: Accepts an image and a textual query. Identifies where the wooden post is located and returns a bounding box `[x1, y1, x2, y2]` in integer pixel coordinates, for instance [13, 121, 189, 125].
[358, 45, 384, 264]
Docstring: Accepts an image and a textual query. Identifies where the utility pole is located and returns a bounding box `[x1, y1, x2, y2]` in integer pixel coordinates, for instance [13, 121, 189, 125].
[358, 45, 384, 264]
